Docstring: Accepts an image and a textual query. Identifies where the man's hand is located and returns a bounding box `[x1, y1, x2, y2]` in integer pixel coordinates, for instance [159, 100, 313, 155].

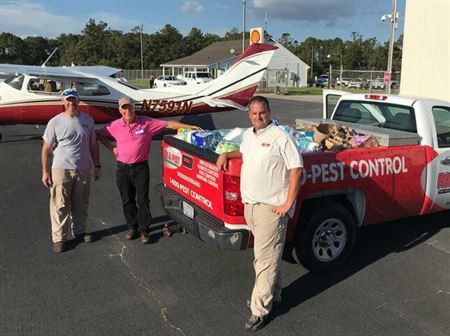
[189, 125, 203, 131]
[42, 171, 52, 188]
[272, 203, 291, 217]
[216, 153, 228, 172]
[94, 167, 102, 181]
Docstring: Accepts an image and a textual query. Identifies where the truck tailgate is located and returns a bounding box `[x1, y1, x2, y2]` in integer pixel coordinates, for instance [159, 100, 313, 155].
[162, 135, 224, 216]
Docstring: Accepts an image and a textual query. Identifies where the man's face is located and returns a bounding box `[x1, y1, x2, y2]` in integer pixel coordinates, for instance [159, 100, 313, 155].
[119, 104, 136, 122]
[63, 97, 79, 112]
[248, 101, 271, 131]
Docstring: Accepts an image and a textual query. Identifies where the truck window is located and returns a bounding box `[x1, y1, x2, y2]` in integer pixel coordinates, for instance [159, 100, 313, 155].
[326, 94, 340, 118]
[334, 100, 416, 133]
[432, 106, 450, 148]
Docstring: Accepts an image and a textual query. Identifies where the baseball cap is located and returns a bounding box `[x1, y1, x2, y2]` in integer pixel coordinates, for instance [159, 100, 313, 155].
[118, 96, 135, 108]
[62, 89, 78, 100]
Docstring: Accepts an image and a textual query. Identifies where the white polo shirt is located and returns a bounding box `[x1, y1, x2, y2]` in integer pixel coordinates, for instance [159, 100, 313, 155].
[240, 123, 303, 209]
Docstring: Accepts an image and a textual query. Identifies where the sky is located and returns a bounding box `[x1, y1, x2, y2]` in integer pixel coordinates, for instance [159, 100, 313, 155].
[0, 0, 405, 43]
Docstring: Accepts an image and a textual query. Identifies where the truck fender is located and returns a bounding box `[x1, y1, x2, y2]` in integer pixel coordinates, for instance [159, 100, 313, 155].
[302, 189, 365, 226]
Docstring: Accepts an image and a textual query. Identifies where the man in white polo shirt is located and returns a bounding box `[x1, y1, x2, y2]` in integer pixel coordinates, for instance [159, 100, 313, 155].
[216, 95, 302, 331]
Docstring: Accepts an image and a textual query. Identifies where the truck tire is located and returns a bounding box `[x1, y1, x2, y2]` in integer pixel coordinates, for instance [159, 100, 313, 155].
[294, 203, 356, 272]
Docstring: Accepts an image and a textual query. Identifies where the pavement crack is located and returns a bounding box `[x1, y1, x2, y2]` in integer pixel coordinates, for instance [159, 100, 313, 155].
[375, 289, 444, 309]
[161, 307, 187, 336]
[92, 217, 186, 335]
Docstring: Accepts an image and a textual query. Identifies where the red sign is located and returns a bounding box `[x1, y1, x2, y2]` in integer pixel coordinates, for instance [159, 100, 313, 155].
[384, 71, 391, 83]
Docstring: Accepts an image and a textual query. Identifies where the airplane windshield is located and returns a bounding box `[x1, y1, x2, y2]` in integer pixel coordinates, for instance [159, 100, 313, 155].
[4, 74, 25, 90]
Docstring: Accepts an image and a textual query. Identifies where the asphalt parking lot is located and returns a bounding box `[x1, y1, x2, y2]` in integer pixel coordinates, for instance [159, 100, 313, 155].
[0, 96, 449, 336]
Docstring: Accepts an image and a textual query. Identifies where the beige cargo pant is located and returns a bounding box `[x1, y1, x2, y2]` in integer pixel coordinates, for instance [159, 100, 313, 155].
[50, 169, 91, 243]
[244, 203, 288, 317]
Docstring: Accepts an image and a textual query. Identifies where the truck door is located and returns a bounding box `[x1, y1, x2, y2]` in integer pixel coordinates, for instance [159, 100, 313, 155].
[322, 89, 350, 119]
[424, 103, 450, 211]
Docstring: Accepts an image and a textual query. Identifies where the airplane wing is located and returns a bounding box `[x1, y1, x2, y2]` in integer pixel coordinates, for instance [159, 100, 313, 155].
[0, 64, 121, 79]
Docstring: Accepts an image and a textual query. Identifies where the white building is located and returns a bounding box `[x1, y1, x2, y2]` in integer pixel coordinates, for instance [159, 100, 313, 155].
[160, 39, 310, 88]
[400, 0, 450, 101]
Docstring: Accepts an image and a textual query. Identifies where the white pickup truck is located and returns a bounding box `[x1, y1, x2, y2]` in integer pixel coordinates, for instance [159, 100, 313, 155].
[158, 90, 450, 271]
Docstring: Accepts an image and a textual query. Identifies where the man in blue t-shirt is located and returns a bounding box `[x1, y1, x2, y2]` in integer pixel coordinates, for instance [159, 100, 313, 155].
[41, 89, 101, 253]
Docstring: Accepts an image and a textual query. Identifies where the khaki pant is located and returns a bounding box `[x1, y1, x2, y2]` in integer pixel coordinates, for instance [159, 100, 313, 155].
[244, 203, 288, 317]
[50, 169, 91, 243]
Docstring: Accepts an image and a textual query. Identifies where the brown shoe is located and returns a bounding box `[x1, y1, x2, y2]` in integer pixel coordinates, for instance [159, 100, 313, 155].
[75, 233, 92, 243]
[140, 233, 151, 244]
[53, 241, 66, 253]
[125, 229, 137, 240]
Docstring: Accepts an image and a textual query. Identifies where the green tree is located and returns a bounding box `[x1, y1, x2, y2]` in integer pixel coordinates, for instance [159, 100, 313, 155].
[0, 32, 27, 64]
[23, 36, 50, 65]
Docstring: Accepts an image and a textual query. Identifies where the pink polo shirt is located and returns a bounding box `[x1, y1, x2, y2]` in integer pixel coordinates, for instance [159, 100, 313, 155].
[98, 116, 167, 164]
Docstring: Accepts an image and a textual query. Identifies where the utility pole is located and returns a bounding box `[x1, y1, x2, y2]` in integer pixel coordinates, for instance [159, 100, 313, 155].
[386, 0, 397, 94]
[242, 0, 246, 53]
[140, 24, 144, 79]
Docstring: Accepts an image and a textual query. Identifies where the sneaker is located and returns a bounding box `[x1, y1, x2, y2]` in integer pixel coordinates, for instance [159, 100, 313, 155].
[125, 229, 137, 240]
[140, 233, 151, 244]
[244, 315, 266, 332]
[75, 233, 92, 243]
[53, 241, 66, 253]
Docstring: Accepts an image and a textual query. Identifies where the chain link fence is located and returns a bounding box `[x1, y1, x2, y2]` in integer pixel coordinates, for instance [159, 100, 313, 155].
[119, 69, 163, 81]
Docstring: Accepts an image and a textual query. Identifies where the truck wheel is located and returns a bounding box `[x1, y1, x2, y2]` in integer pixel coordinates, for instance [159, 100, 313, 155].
[294, 203, 356, 272]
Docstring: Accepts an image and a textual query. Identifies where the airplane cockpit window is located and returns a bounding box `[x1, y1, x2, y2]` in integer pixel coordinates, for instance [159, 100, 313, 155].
[4, 74, 25, 90]
[74, 82, 110, 96]
[27, 78, 62, 94]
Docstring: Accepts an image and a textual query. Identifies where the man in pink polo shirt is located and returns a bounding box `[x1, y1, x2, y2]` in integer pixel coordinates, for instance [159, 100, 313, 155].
[97, 96, 201, 244]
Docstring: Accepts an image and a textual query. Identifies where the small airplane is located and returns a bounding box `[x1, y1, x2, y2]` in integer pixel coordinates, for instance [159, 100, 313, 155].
[0, 43, 277, 141]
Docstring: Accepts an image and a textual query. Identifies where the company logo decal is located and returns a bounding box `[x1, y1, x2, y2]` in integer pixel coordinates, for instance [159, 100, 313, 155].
[163, 147, 182, 169]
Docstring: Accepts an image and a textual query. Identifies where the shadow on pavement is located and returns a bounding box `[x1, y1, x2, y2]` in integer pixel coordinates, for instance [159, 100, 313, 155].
[273, 211, 449, 320]
[90, 215, 171, 240]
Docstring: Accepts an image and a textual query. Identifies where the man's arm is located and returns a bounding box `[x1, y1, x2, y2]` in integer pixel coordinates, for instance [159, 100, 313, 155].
[166, 120, 202, 131]
[273, 167, 302, 217]
[90, 137, 101, 180]
[41, 141, 53, 187]
[216, 150, 242, 172]
[97, 132, 118, 156]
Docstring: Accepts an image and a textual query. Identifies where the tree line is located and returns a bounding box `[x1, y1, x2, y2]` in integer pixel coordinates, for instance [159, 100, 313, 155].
[0, 19, 402, 79]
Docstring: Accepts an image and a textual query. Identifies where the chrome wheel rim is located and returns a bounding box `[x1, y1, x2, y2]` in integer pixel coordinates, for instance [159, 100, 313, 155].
[312, 218, 348, 262]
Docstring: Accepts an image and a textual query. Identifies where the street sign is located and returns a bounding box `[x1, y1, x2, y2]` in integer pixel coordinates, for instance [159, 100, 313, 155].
[384, 71, 391, 83]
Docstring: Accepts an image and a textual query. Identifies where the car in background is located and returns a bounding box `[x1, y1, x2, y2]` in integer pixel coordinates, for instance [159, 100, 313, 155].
[337, 77, 351, 86]
[153, 75, 186, 88]
[181, 71, 213, 85]
[348, 78, 369, 89]
[371, 78, 385, 90]
[315, 75, 336, 88]
[315, 75, 329, 88]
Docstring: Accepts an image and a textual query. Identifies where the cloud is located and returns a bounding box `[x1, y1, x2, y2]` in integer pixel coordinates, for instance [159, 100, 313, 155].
[89, 12, 141, 32]
[180, 0, 206, 14]
[0, 1, 81, 38]
[251, 0, 356, 24]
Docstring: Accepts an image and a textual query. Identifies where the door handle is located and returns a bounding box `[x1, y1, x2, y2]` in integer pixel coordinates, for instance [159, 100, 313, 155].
[441, 157, 450, 165]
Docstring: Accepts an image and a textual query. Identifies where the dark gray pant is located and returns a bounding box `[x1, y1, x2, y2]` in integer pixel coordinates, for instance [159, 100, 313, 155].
[116, 161, 151, 234]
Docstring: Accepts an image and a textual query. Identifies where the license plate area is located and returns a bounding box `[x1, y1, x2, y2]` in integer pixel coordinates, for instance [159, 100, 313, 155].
[182, 201, 194, 219]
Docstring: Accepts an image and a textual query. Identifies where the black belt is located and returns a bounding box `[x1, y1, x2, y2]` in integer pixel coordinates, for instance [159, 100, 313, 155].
[117, 160, 148, 168]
